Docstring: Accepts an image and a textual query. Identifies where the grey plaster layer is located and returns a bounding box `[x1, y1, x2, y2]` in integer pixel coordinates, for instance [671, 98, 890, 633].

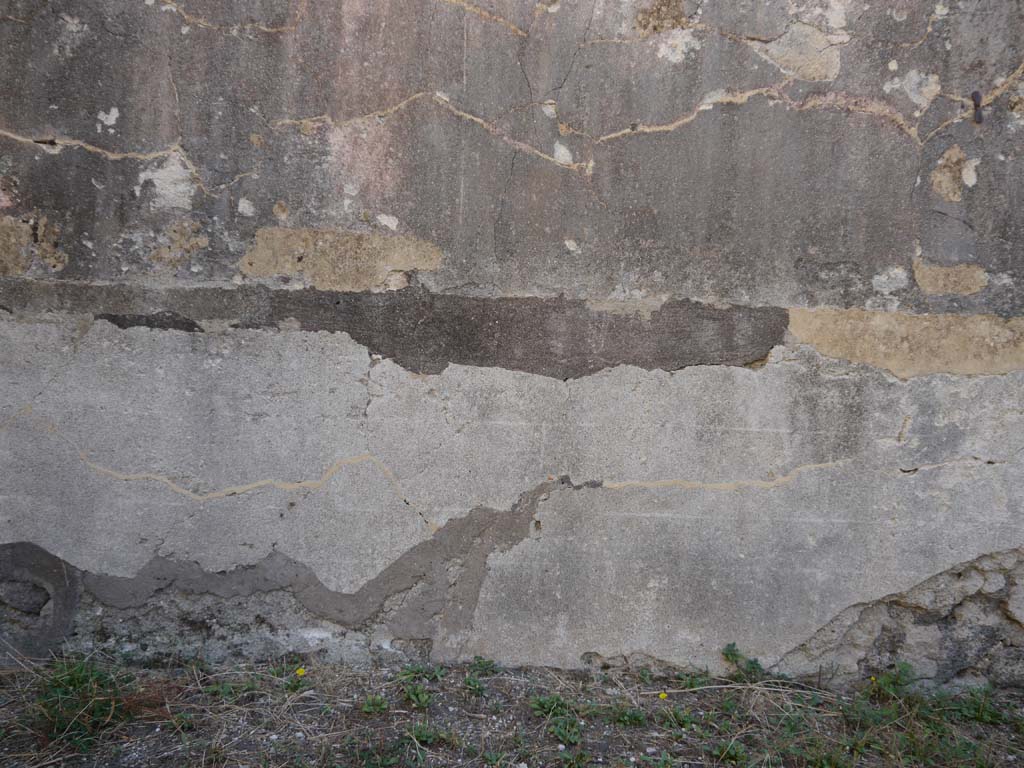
[1, 0, 1022, 314]
[0, 278, 789, 377]
[0, 542, 81, 662]
[2, 314, 1022, 672]
[3, 0, 1024, 682]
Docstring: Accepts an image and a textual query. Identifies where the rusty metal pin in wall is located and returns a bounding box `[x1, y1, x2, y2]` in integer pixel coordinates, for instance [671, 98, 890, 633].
[971, 90, 983, 124]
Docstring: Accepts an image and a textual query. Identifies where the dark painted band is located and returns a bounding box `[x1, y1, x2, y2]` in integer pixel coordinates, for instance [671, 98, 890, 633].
[0, 278, 788, 378]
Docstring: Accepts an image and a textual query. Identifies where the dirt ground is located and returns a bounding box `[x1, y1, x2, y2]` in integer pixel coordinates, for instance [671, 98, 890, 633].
[1, 651, 1022, 767]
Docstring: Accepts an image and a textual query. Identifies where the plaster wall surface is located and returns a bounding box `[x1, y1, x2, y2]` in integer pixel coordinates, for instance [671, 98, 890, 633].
[2, 0, 1023, 686]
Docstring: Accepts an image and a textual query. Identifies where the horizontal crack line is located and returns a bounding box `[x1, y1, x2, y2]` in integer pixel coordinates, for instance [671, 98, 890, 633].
[272, 92, 432, 133]
[604, 453, 1011, 492]
[593, 82, 921, 146]
[0, 129, 250, 197]
[0, 127, 180, 161]
[274, 92, 590, 173]
[3, 406, 437, 530]
[435, 0, 526, 37]
[145, 0, 308, 35]
[602, 459, 851, 491]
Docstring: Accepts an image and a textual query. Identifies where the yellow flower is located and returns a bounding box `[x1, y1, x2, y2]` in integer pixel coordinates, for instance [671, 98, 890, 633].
[658, 692, 668, 700]
[295, 667, 307, 677]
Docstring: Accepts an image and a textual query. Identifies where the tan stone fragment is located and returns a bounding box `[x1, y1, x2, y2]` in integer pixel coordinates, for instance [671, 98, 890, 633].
[240, 227, 443, 292]
[912, 257, 988, 295]
[789, 308, 1024, 377]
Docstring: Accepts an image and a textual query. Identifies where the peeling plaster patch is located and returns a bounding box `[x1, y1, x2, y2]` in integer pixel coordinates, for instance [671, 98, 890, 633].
[237, 198, 255, 217]
[97, 107, 119, 127]
[135, 155, 196, 211]
[883, 70, 941, 110]
[912, 258, 989, 296]
[30, 217, 64, 271]
[793, 0, 850, 31]
[151, 220, 209, 266]
[635, 0, 687, 35]
[376, 214, 400, 231]
[0, 280, 789, 378]
[823, 0, 848, 29]
[656, 28, 701, 64]
[97, 311, 203, 333]
[871, 266, 909, 295]
[240, 228, 443, 293]
[789, 308, 1024, 378]
[23, 477, 567, 662]
[0, 543, 81, 661]
[752, 22, 841, 82]
[541, 101, 557, 119]
[53, 14, 88, 59]
[930, 145, 976, 202]
[553, 142, 574, 165]
[564, 239, 580, 253]
[780, 549, 1024, 687]
[0, 215, 64, 274]
[962, 158, 980, 189]
[0, 216, 32, 276]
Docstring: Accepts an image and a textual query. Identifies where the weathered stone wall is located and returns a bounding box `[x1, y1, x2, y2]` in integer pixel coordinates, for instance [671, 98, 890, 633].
[2, 0, 1023, 687]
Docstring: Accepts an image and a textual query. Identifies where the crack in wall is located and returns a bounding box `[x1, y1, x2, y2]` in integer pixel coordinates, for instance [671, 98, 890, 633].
[6, 47, 1019, 188]
[275, 92, 591, 173]
[596, 83, 793, 142]
[1, 406, 435, 531]
[434, 0, 526, 37]
[267, 77, 996, 182]
[143, 0, 309, 36]
[0, 129, 248, 199]
[602, 458, 852, 491]
[271, 92, 432, 135]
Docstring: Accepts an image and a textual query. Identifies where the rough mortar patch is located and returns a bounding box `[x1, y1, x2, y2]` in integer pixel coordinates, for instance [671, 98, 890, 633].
[240, 227, 443, 292]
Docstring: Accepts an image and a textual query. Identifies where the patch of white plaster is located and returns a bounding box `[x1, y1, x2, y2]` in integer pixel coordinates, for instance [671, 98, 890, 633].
[962, 158, 980, 188]
[823, 0, 848, 29]
[134, 155, 196, 211]
[872, 266, 909, 295]
[376, 214, 400, 231]
[883, 70, 941, 110]
[564, 239, 580, 253]
[656, 29, 701, 64]
[98, 107, 119, 127]
[237, 198, 256, 217]
[53, 14, 88, 59]
[752, 22, 841, 82]
[553, 142, 573, 166]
